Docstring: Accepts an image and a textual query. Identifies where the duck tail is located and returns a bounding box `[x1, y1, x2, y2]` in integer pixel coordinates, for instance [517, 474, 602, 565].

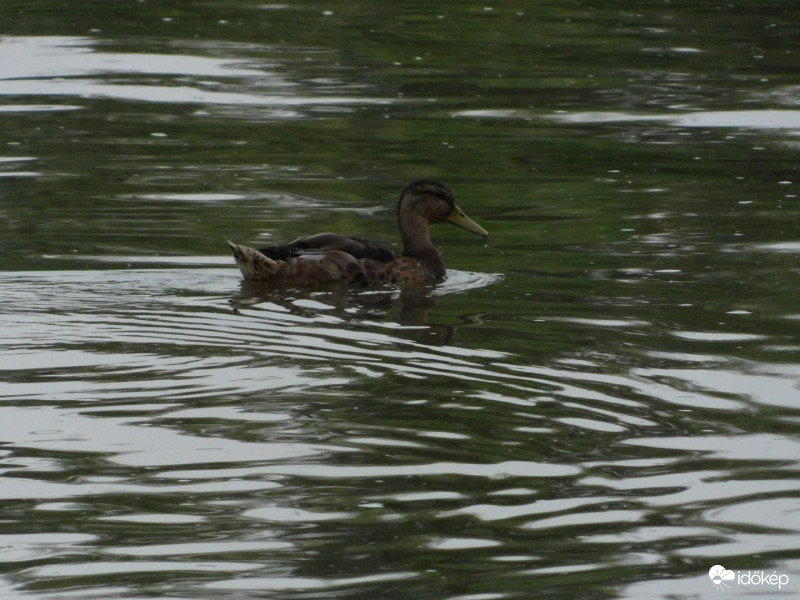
[228, 241, 282, 280]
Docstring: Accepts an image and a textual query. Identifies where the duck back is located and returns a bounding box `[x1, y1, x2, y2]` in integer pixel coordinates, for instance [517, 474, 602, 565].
[258, 233, 395, 263]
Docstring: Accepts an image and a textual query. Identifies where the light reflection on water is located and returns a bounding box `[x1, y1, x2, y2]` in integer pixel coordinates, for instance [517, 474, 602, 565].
[551, 109, 800, 131]
[0, 35, 389, 110]
[1, 266, 799, 597]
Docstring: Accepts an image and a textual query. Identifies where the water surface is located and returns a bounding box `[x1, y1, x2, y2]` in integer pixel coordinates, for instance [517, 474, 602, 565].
[1, 2, 800, 599]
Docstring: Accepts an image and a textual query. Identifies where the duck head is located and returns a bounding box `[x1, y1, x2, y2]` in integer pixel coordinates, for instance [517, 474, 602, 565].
[398, 180, 488, 239]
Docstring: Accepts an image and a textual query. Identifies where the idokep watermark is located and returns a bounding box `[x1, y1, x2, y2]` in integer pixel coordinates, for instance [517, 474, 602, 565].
[709, 564, 790, 592]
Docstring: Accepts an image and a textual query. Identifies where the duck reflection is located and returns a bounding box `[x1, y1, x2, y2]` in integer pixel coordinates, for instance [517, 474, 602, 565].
[230, 280, 483, 346]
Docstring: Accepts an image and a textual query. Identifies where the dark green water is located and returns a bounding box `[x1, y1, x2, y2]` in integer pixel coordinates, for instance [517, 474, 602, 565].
[1, 2, 800, 599]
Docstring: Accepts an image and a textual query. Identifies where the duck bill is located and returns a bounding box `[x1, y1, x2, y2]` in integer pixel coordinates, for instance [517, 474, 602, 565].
[447, 204, 488, 238]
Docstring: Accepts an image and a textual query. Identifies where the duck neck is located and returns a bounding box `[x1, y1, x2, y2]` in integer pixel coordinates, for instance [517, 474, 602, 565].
[401, 215, 445, 280]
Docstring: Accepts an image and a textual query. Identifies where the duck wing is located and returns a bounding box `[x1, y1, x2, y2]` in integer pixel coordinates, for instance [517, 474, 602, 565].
[229, 241, 403, 285]
[257, 232, 395, 263]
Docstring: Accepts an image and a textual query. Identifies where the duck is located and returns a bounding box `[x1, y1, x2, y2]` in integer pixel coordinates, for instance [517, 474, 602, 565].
[228, 180, 488, 286]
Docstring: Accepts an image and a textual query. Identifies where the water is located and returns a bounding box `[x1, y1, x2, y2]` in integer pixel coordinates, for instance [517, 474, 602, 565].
[2, 1, 800, 598]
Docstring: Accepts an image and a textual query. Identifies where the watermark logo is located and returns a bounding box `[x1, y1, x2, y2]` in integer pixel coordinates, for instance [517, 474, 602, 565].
[708, 564, 789, 592]
[708, 565, 735, 591]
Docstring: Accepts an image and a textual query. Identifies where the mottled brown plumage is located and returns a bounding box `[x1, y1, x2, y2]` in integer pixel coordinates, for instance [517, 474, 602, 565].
[229, 181, 487, 287]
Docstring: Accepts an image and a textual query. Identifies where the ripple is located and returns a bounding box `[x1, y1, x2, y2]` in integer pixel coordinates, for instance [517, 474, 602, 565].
[99, 514, 205, 524]
[582, 470, 800, 507]
[0, 403, 340, 470]
[2, 266, 799, 597]
[30, 560, 259, 578]
[161, 460, 580, 481]
[522, 509, 645, 530]
[704, 497, 800, 532]
[0, 534, 97, 563]
[41, 254, 236, 265]
[0, 104, 82, 112]
[387, 491, 465, 502]
[0, 36, 264, 80]
[139, 192, 248, 202]
[585, 525, 719, 545]
[552, 109, 800, 131]
[632, 364, 800, 408]
[669, 330, 766, 342]
[427, 537, 501, 550]
[496, 362, 745, 411]
[0, 171, 41, 178]
[434, 269, 504, 295]
[548, 317, 649, 328]
[442, 496, 621, 522]
[0, 35, 390, 110]
[622, 433, 800, 465]
[751, 241, 800, 254]
[452, 109, 527, 119]
[243, 506, 356, 522]
[108, 540, 293, 557]
[206, 571, 417, 590]
[4, 79, 390, 107]
[677, 533, 800, 558]
[556, 417, 628, 433]
[0, 473, 280, 501]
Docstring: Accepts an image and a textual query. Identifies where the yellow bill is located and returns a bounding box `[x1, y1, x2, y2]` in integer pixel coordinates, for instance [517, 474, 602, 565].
[447, 204, 488, 238]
